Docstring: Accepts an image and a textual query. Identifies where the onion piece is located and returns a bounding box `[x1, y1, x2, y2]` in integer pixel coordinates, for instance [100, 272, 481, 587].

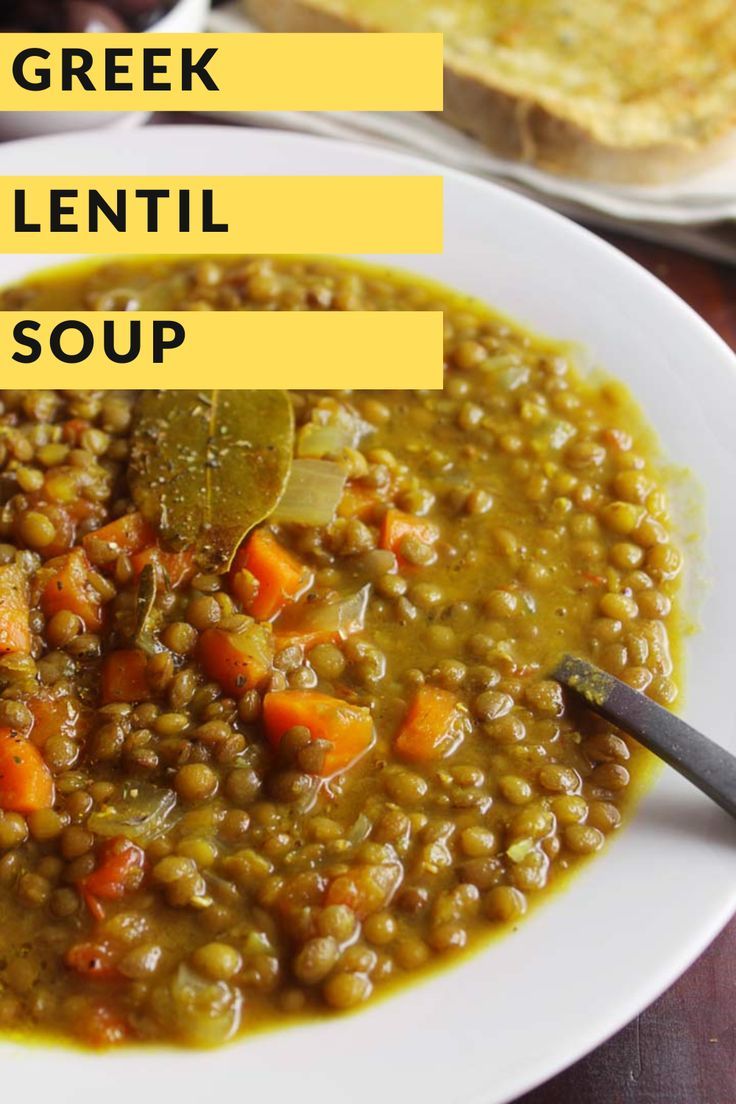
[297, 423, 353, 459]
[507, 838, 536, 863]
[87, 782, 177, 845]
[276, 585, 370, 644]
[272, 459, 347, 526]
[534, 418, 577, 452]
[345, 812, 373, 848]
[297, 405, 371, 458]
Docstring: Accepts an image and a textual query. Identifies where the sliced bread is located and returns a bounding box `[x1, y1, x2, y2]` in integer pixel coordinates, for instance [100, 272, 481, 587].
[243, 0, 736, 183]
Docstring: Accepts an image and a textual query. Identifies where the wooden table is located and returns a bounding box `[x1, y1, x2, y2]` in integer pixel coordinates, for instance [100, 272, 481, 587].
[517, 231, 736, 1104]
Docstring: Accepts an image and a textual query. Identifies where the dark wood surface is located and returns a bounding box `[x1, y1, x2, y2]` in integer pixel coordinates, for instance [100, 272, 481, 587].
[517, 230, 736, 1104]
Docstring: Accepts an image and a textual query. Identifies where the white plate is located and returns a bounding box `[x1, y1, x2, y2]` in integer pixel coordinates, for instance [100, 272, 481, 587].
[1, 125, 736, 1104]
[210, 1, 736, 226]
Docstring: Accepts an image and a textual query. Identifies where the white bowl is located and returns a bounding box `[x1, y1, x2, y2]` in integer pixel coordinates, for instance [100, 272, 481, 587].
[0, 0, 210, 141]
[1, 125, 736, 1104]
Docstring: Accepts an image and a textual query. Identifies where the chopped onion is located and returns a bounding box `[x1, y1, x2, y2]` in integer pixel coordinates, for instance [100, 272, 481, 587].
[87, 782, 177, 845]
[519, 590, 537, 614]
[507, 838, 535, 863]
[480, 354, 530, 392]
[534, 418, 577, 452]
[345, 812, 373, 847]
[297, 404, 370, 458]
[297, 422, 354, 459]
[286, 584, 370, 640]
[498, 365, 531, 391]
[272, 459, 347, 526]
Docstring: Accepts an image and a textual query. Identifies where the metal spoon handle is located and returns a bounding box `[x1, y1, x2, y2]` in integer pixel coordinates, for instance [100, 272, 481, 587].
[553, 655, 736, 821]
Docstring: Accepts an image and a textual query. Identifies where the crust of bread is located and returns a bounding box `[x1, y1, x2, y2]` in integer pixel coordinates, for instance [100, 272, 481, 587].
[243, 0, 736, 184]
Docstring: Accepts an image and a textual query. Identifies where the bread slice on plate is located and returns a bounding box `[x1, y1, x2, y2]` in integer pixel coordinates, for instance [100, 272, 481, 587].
[243, 0, 736, 184]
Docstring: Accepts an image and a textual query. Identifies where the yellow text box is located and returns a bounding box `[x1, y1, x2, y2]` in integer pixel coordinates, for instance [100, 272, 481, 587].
[0, 33, 443, 111]
[3, 176, 443, 254]
[2, 311, 444, 390]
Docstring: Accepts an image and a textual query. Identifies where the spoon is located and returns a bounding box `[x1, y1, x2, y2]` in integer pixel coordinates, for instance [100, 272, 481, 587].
[553, 654, 736, 820]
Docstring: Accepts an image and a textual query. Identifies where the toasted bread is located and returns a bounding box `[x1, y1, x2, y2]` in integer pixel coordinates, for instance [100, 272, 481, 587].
[243, 0, 736, 183]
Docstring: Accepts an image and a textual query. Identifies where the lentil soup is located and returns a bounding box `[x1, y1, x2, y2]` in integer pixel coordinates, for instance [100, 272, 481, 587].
[0, 257, 682, 1049]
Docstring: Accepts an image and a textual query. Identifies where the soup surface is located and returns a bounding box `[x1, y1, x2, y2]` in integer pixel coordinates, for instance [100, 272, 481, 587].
[0, 257, 682, 1049]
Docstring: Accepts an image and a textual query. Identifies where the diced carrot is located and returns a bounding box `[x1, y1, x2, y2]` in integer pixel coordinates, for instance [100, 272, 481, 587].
[84, 513, 195, 587]
[101, 649, 151, 705]
[79, 836, 147, 921]
[338, 483, 384, 522]
[75, 1003, 130, 1048]
[325, 863, 402, 919]
[0, 562, 31, 656]
[62, 418, 90, 446]
[394, 686, 469, 762]
[198, 624, 273, 698]
[263, 690, 374, 777]
[131, 544, 171, 581]
[83, 512, 155, 561]
[230, 529, 310, 621]
[0, 728, 55, 813]
[379, 508, 439, 564]
[28, 693, 81, 748]
[130, 545, 196, 589]
[65, 942, 120, 981]
[37, 548, 102, 631]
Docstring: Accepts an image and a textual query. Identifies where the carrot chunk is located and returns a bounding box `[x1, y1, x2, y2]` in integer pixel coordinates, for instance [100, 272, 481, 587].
[76, 1004, 129, 1048]
[198, 624, 274, 698]
[101, 649, 151, 705]
[263, 690, 374, 777]
[0, 728, 55, 813]
[79, 836, 147, 920]
[379, 508, 439, 564]
[325, 863, 402, 918]
[394, 686, 470, 762]
[38, 548, 102, 631]
[84, 514, 195, 588]
[338, 483, 384, 522]
[28, 693, 81, 748]
[65, 942, 120, 981]
[230, 529, 309, 621]
[0, 562, 31, 656]
[129, 545, 196, 589]
[83, 512, 155, 560]
[62, 418, 91, 447]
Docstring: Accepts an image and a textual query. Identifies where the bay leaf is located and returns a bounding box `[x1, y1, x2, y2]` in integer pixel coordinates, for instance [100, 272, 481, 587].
[129, 390, 294, 572]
